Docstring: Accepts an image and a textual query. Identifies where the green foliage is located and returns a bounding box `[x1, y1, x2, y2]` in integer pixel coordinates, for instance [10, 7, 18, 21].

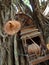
[23, 0, 30, 7]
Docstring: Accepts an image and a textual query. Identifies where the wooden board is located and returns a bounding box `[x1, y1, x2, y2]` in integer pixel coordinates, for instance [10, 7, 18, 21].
[30, 54, 49, 65]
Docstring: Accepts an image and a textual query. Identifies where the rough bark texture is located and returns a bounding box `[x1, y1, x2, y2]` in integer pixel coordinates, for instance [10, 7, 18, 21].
[0, 0, 49, 65]
[30, 0, 49, 42]
[0, 0, 32, 65]
[0, 0, 14, 65]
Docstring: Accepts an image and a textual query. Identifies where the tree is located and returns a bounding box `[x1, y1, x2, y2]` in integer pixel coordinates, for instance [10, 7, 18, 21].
[0, 0, 33, 65]
[30, 0, 49, 42]
[1, 0, 49, 65]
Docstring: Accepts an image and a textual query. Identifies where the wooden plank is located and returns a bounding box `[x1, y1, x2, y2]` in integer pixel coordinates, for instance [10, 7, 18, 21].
[21, 32, 41, 39]
[21, 28, 38, 35]
[30, 54, 49, 65]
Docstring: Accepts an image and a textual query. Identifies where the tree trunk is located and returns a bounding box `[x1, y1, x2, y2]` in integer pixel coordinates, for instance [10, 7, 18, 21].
[0, 0, 30, 65]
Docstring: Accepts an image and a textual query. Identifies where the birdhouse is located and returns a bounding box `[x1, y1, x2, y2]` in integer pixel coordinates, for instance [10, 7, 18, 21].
[15, 13, 49, 65]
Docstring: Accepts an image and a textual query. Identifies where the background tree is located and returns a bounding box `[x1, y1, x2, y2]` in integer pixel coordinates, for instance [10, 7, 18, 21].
[29, 0, 49, 42]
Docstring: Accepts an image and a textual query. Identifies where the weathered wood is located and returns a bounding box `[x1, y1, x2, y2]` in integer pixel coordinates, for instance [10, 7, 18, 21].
[30, 54, 49, 65]
[0, 0, 12, 65]
[14, 35, 19, 65]
[1, 0, 49, 65]
[1, 37, 8, 65]
[30, 0, 49, 41]
[8, 36, 14, 65]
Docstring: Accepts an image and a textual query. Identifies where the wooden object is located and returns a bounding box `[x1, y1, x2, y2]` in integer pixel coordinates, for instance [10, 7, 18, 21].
[15, 13, 48, 65]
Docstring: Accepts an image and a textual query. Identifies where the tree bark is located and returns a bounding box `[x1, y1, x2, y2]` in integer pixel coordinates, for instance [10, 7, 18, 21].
[30, 0, 49, 41]
[0, 0, 27, 65]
